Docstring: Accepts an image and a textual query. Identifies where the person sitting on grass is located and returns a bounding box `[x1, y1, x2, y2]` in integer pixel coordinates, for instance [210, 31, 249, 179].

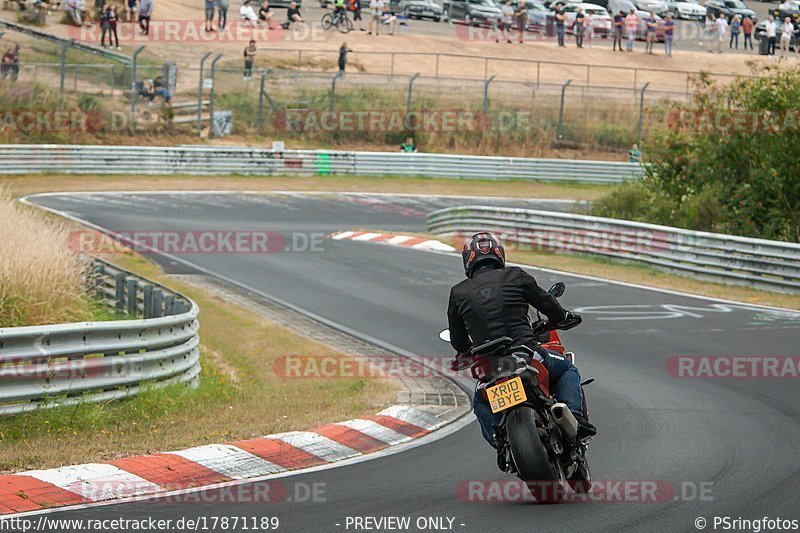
[380, 5, 396, 35]
[258, 0, 273, 26]
[240, 0, 259, 26]
[286, 0, 302, 27]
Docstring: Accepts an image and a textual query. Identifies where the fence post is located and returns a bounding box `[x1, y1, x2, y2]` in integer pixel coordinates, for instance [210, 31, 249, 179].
[257, 69, 267, 132]
[536, 62, 541, 89]
[197, 52, 212, 135]
[129, 45, 146, 132]
[152, 289, 164, 318]
[637, 82, 650, 145]
[115, 273, 126, 312]
[207, 53, 223, 138]
[556, 79, 572, 147]
[58, 42, 68, 109]
[390, 53, 395, 79]
[126, 279, 138, 316]
[585, 64, 590, 87]
[435, 54, 440, 77]
[143, 284, 153, 319]
[330, 70, 344, 111]
[483, 75, 495, 119]
[164, 295, 175, 316]
[406, 72, 420, 115]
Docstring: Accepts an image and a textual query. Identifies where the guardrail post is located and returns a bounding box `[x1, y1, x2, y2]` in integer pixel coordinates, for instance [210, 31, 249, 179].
[637, 82, 650, 146]
[330, 71, 344, 111]
[152, 289, 163, 318]
[197, 52, 212, 135]
[114, 273, 126, 312]
[164, 294, 175, 316]
[58, 41, 68, 109]
[126, 279, 138, 316]
[93, 263, 105, 299]
[556, 79, 572, 147]
[406, 72, 420, 115]
[207, 53, 223, 138]
[143, 284, 153, 319]
[129, 45, 146, 133]
[483, 75, 495, 120]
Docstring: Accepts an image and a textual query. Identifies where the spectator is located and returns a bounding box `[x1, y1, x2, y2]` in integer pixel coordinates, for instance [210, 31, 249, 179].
[1, 45, 20, 83]
[287, 0, 303, 27]
[241, 1, 258, 26]
[497, 0, 513, 43]
[349, 0, 363, 31]
[729, 14, 740, 48]
[742, 14, 754, 50]
[218, 0, 229, 30]
[663, 14, 674, 56]
[780, 17, 793, 59]
[367, 0, 383, 35]
[645, 12, 657, 53]
[205, 0, 216, 31]
[101, 4, 120, 49]
[381, 6, 397, 35]
[704, 13, 716, 52]
[715, 13, 728, 53]
[554, 3, 566, 47]
[624, 9, 637, 51]
[124, 0, 136, 23]
[65, 0, 85, 26]
[765, 15, 776, 55]
[94, 0, 104, 21]
[400, 137, 417, 152]
[573, 7, 585, 48]
[584, 8, 594, 48]
[514, 0, 528, 43]
[152, 75, 170, 103]
[258, 0, 273, 26]
[243, 39, 256, 80]
[628, 143, 641, 163]
[338, 41, 352, 72]
[138, 0, 152, 35]
[612, 10, 623, 51]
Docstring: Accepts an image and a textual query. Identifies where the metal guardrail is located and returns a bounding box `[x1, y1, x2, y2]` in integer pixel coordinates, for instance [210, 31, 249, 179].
[427, 206, 800, 294]
[0, 258, 200, 415]
[0, 145, 643, 183]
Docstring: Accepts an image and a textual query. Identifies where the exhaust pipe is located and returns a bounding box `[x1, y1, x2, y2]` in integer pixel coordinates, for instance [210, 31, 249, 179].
[550, 403, 578, 441]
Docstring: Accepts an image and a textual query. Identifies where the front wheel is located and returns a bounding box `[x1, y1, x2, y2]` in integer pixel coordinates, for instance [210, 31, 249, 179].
[321, 12, 334, 30]
[338, 15, 353, 32]
[506, 407, 567, 502]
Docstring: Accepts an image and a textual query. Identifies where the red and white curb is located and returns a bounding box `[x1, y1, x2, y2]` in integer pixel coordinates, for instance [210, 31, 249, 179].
[329, 231, 455, 252]
[0, 406, 445, 515]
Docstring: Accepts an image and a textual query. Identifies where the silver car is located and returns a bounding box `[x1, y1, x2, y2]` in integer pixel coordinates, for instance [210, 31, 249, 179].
[666, 0, 706, 19]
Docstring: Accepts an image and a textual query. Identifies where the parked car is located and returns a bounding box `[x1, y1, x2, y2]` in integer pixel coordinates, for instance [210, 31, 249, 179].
[494, 0, 549, 29]
[633, 0, 669, 16]
[444, 0, 503, 25]
[391, 0, 444, 20]
[704, 0, 757, 23]
[665, 0, 706, 19]
[560, 2, 613, 35]
[771, 0, 800, 22]
[607, 0, 665, 39]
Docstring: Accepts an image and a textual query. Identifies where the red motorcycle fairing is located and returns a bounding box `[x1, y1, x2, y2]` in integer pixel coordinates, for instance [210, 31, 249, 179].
[540, 329, 566, 355]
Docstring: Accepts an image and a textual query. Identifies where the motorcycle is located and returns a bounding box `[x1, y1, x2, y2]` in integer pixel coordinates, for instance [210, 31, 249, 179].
[439, 282, 593, 502]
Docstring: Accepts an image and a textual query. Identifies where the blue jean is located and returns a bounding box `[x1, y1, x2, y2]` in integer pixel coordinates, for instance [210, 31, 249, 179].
[664, 35, 673, 55]
[473, 351, 585, 447]
[556, 25, 565, 46]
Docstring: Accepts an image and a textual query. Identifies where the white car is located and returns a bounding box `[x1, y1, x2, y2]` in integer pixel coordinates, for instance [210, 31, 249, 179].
[561, 3, 613, 36]
[666, 0, 706, 19]
[633, 0, 669, 15]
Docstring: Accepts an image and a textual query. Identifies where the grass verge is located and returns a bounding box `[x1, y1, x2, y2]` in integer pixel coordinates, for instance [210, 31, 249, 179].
[0, 250, 398, 473]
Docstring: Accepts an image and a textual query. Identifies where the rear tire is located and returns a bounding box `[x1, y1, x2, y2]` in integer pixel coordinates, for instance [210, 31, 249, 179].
[506, 407, 567, 503]
[321, 12, 334, 30]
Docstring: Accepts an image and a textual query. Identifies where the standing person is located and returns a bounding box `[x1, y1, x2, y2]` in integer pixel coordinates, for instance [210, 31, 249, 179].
[138, 0, 152, 35]
[100, 4, 111, 48]
[497, 0, 513, 43]
[204, 0, 216, 31]
[217, 0, 229, 30]
[645, 12, 656, 53]
[338, 42, 352, 72]
[742, 14, 753, 50]
[625, 9, 638, 51]
[554, 3, 566, 46]
[1, 45, 20, 82]
[628, 143, 641, 162]
[780, 17, 793, 59]
[514, 0, 528, 43]
[400, 137, 417, 152]
[765, 15, 777, 55]
[612, 10, 623, 51]
[104, 5, 120, 49]
[663, 14, 674, 56]
[584, 9, 594, 48]
[704, 13, 716, 52]
[243, 39, 256, 80]
[573, 6, 585, 48]
[729, 14, 740, 48]
[349, 0, 363, 31]
[124, 0, 136, 23]
[715, 13, 728, 53]
[367, 0, 382, 34]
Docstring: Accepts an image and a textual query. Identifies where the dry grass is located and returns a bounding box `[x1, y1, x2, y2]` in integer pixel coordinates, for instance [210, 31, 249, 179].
[0, 250, 398, 472]
[0, 187, 90, 326]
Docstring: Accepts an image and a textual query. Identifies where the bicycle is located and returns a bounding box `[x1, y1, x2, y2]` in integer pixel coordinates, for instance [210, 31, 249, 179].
[321, 8, 353, 32]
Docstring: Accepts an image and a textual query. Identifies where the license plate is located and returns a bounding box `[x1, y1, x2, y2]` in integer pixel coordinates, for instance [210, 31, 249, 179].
[487, 376, 527, 413]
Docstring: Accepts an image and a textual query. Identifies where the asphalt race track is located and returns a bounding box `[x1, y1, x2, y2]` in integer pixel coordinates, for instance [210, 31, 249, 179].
[26, 192, 800, 532]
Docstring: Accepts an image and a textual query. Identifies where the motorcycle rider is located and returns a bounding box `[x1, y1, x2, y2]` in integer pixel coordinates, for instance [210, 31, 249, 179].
[446, 232, 596, 469]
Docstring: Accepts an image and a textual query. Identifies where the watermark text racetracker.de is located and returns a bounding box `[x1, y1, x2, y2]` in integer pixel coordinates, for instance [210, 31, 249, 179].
[668, 356, 800, 379]
[68, 229, 326, 255]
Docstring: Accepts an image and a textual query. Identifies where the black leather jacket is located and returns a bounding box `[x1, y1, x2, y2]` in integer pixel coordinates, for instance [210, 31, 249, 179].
[447, 265, 566, 354]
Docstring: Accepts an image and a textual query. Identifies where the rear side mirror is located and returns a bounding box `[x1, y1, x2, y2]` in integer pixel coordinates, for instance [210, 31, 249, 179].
[548, 282, 566, 298]
[439, 329, 451, 342]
